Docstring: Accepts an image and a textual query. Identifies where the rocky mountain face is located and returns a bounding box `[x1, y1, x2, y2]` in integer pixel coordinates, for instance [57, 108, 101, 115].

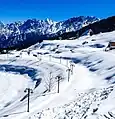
[0, 16, 99, 36]
[0, 16, 99, 50]
[51, 16, 115, 41]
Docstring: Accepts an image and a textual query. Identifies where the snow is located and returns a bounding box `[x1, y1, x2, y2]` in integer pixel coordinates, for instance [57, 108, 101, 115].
[0, 30, 115, 119]
[0, 16, 98, 38]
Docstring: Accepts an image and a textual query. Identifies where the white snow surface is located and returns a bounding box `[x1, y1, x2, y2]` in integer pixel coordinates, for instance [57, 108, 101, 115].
[0, 31, 115, 119]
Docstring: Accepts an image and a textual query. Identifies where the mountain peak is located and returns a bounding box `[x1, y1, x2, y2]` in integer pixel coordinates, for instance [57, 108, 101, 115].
[45, 18, 55, 25]
[0, 21, 4, 28]
[0, 16, 99, 43]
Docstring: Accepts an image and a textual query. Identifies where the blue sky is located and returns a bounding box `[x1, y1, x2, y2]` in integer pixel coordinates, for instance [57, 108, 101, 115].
[0, 0, 115, 23]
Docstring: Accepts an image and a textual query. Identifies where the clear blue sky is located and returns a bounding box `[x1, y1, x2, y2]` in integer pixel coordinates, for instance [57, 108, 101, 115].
[0, 0, 115, 23]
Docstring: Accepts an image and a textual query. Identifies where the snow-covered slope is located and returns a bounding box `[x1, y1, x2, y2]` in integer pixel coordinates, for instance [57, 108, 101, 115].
[1, 31, 115, 119]
[26, 31, 115, 119]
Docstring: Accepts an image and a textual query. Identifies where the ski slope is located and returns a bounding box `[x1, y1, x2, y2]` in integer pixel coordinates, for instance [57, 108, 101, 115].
[1, 31, 115, 119]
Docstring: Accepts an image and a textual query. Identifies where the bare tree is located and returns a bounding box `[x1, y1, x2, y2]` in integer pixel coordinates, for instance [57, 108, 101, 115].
[45, 72, 55, 92]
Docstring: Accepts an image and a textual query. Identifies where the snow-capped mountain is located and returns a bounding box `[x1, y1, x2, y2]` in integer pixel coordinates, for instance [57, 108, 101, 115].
[0, 16, 99, 50]
[0, 16, 99, 38]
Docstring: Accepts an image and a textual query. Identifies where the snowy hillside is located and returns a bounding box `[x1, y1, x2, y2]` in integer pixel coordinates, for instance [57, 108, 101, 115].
[1, 31, 115, 119]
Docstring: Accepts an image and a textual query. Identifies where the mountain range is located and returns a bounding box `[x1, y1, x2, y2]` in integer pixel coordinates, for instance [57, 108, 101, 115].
[0, 16, 99, 37]
[0, 16, 99, 50]
[0, 16, 115, 51]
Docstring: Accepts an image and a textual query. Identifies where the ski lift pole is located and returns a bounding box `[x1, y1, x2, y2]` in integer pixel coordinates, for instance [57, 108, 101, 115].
[66, 68, 72, 82]
[56, 75, 62, 93]
[70, 63, 75, 74]
[24, 88, 33, 112]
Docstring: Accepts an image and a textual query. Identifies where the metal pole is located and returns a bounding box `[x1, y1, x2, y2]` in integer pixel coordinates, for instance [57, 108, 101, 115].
[70, 63, 75, 74]
[24, 88, 33, 112]
[56, 76, 62, 93]
[58, 78, 60, 93]
[72, 66, 74, 74]
[66, 69, 71, 82]
[68, 70, 70, 82]
[48, 72, 52, 92]
[27, 88, 30, 112]
[70, 65, 73, 74]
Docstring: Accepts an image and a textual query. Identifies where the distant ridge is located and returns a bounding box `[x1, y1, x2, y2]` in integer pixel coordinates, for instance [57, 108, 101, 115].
[0, 16, 99, 50]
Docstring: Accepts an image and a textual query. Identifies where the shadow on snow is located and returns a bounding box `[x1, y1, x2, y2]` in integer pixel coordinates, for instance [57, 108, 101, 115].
[0, 64, 41, 88]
